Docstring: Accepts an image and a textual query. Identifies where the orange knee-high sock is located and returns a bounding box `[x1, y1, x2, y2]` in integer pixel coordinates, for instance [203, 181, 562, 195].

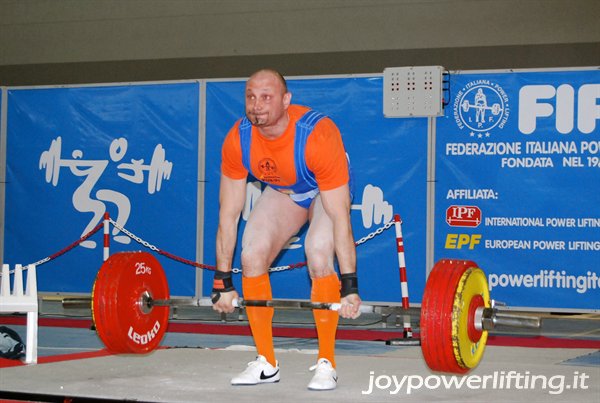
[311, 274, 340, 368]
[242, 273, 276, 366]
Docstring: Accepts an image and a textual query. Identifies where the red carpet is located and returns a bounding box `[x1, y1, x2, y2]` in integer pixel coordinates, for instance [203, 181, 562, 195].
[0, 349, 112, 368]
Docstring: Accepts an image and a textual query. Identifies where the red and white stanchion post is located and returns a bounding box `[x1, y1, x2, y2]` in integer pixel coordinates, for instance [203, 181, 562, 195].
[394, 214, 413, 338]
[387, 214, 420, 346]
[103, 212, 110, 262]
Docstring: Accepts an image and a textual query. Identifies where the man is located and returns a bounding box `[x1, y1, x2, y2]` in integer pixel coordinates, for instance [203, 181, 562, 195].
[212, 69, 361, 391]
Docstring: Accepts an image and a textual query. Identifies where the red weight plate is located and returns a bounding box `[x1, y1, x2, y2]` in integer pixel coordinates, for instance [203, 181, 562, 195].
[421, 260, 462, 372]
[467, 294, 484, 343]
[117, 252, 170, 353]
[421, 259, 455, 372]
[92, 254, 128, 353]
[433, 260, 468, 374]
[420, 259, 478, 374]
[421, 259, 451, 371]
[420, 262, 442, 369]
[92, 251, 170, 354]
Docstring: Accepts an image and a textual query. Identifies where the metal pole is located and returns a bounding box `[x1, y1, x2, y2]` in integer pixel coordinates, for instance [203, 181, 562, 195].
[425, 116, 437, 275]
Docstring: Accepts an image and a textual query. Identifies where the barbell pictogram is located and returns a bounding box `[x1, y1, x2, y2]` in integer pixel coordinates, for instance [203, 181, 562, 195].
[461, 100, 503, 116]
[38, 137, 172, 193]
[351, 184, 393, 228]
[62, 252, 541, 374]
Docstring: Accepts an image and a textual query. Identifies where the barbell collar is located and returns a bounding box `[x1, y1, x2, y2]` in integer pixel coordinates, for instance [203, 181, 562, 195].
[475, 307, 541, 331]
[492, 310, 541, 329]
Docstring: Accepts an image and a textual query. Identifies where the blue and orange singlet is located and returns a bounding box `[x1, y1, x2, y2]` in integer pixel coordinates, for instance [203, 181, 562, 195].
[221, 105, 350, 208]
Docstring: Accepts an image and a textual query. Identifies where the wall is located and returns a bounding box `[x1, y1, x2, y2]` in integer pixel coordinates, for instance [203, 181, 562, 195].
[0, 0, 599, 85]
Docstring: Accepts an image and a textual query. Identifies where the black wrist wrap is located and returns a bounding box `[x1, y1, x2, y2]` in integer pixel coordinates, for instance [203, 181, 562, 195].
[340, 273, 358, 297]
[211, 271, 236, 303]
[212, 271, 235, 293]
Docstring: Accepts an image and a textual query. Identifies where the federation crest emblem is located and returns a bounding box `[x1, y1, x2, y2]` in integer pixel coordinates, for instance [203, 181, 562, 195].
[258, 158, 277, 175]
[453, 80, 510, 138]
[257, 158, 280, 183]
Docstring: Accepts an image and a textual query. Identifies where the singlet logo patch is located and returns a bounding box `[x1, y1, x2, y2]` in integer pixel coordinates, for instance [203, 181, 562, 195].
[258, 158, 280, 183]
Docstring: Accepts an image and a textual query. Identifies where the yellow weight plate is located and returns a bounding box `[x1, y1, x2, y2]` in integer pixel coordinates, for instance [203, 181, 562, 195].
[451, 267, 490, 370]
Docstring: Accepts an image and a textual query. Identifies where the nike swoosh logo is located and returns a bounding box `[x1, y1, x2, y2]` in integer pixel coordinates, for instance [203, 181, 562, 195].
[260, 369, 279, 380]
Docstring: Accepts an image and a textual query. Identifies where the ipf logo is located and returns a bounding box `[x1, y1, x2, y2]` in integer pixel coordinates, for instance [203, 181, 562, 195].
[453, 80, 511, 138]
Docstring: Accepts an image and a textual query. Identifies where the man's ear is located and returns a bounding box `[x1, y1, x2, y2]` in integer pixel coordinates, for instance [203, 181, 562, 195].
[283, 92, 292, 108]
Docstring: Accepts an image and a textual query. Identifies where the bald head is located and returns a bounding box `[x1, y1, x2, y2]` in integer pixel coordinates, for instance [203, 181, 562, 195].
[248, 69, 288, 94]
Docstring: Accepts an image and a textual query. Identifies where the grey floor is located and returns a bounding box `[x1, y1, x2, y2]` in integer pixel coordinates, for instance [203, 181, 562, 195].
[0, 302, 599, 402]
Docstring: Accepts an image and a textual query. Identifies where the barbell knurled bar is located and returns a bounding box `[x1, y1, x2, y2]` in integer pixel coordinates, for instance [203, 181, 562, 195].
[138, 292, 375, 314]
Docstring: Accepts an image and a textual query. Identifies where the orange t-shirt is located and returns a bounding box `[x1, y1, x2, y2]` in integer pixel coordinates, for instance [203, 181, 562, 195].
[221, 105, 349, 191]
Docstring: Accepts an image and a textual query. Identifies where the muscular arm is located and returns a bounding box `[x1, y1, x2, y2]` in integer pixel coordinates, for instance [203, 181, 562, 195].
[319, 183, 362, 318]
[319, 183, 355, 275]
[216, 174, 247, 271]
[214, 174, 246, 312]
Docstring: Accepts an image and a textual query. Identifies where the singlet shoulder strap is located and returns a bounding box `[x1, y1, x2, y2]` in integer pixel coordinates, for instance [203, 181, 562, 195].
[294, 110, 327, 188]
[238, 117, 253, 171]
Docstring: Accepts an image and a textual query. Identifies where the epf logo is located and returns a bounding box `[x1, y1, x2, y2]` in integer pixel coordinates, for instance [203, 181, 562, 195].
[519, 83, 600, 134]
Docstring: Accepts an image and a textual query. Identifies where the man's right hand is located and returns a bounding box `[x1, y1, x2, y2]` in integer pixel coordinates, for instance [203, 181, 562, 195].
[212, 290, 239, 314]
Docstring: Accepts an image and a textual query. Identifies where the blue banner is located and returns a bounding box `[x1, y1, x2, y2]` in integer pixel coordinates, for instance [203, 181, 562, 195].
[5, 69, 595, 311]
[4, 83, 200, 295]
[435, 69, 600, 310]
[203, 76, 429, 303]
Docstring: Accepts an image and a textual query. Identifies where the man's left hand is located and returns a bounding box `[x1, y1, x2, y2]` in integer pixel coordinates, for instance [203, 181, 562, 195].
[339, 293, 362, 319]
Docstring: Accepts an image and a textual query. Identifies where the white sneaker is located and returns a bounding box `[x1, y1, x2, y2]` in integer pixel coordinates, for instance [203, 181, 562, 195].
[231, 355, 280, 385]
[307, 358, 337, 390]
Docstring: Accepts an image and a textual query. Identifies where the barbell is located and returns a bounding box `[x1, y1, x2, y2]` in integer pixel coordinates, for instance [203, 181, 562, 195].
[63, 251, 540, 374]
[461, 100, 503, 116]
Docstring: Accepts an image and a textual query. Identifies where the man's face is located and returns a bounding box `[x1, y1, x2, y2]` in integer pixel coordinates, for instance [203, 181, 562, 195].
[245, 71, 291, 128]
